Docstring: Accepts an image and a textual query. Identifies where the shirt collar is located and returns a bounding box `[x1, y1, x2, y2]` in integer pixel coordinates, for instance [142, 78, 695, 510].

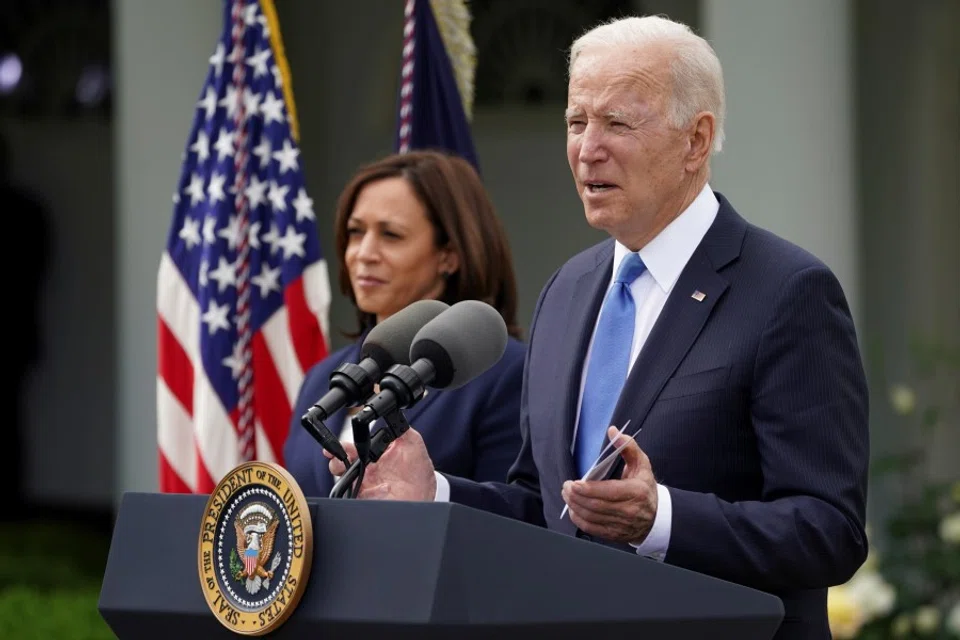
[612, 183, 719, 293]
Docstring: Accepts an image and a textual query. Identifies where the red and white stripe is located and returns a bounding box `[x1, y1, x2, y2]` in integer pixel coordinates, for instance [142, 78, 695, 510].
[244, 551, 258, 577]
[157, 256, 330, 494]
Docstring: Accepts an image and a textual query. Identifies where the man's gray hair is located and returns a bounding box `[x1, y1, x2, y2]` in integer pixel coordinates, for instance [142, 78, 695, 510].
[569, 16, 726, 153]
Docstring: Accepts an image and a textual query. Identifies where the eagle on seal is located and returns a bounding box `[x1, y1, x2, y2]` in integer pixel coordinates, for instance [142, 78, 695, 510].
[233, 502, 279, 593]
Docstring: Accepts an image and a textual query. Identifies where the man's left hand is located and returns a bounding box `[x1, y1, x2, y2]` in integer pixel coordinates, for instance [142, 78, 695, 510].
[561, 425, 658, 544]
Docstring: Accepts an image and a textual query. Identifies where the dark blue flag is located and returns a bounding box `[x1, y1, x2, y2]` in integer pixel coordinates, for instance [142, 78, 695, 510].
[394, 0, 479, 171]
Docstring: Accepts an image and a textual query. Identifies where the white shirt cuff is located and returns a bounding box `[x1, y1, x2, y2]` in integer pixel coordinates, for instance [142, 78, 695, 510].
[630, 484, 672, 561]
[434, 471, 451, 502]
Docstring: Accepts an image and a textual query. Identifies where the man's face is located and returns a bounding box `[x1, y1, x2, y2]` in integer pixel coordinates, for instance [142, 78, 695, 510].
[566, 43, 690, 247]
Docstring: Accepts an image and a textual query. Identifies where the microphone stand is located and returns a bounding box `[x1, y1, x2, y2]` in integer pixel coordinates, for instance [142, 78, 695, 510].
[328, 407, 412, 499]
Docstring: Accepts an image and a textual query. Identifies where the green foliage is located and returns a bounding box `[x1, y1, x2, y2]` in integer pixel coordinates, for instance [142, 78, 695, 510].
[0, 586, 113, 640]
[832, 336, 960, 639]
[230, 547, 243, 580]
[0, 519, 115, 639]
[0, 521, 111, 590]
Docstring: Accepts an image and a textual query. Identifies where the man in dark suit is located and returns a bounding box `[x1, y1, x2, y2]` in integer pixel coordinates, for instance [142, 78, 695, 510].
[327, 15, 869, 639]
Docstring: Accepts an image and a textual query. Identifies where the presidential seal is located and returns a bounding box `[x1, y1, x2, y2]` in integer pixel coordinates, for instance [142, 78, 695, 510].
[198, 461, 313, 636]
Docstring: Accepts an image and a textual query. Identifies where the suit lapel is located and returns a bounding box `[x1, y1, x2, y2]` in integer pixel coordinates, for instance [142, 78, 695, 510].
[554, 242, 615, 484]
[608, 194, 746, 469]
[611, 251, 728, 442]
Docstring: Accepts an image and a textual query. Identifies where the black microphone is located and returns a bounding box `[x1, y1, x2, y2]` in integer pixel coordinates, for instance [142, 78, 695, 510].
[352, 299, 509, 461]
[299, 299, 449, 463]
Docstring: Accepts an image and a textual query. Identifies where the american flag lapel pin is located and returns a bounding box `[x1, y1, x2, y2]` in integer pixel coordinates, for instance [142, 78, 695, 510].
[691, 290, 706, 302]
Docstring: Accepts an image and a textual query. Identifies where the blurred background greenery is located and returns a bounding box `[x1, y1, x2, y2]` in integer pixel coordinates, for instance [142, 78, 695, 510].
[828, 337, 960, 639]
[0, 515, 114, 639]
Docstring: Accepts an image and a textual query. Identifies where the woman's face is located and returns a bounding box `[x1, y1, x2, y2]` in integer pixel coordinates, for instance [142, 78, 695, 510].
[345, 176, 457, 324]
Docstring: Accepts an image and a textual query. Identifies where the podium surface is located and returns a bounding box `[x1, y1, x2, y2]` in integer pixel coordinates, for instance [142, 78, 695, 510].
[99, 492, 783, 639]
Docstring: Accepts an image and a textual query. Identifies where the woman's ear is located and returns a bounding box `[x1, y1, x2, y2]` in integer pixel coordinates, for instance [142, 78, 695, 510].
[439, 247, 460, 277]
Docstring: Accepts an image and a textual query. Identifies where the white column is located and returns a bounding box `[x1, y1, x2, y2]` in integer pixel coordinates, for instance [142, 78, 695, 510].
[113, 0, 223, 496]
[702, 0, 859, 324]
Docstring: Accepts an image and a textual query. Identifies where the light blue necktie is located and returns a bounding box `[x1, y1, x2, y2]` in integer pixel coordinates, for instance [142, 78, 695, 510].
[575, 252, 647, 477]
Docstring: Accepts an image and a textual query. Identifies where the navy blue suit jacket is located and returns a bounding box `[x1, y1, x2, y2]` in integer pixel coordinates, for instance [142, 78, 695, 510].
[445, 194, 869, 640]
[284, 336, 526, 498]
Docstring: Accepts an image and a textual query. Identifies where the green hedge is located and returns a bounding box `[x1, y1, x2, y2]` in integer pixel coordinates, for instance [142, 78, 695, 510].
[0, 586, 113, 640]
[0, 520, 115, 639]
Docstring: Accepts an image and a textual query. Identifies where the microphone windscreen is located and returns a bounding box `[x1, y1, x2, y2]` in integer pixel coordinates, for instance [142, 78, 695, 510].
[361, 299, 449, 369]
[410, 300, 508, 389]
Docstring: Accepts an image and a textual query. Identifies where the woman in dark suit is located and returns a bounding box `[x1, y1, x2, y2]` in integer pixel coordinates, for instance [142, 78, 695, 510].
[283, 150, 525, 497]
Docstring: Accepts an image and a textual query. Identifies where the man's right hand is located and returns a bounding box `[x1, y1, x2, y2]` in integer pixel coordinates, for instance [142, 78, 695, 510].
[325, 428, 437, 501]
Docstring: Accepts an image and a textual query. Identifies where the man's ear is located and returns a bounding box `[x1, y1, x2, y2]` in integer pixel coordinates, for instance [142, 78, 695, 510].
[686, 111, 716, 172]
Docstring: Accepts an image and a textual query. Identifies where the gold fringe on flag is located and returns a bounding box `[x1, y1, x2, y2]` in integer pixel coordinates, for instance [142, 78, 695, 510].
[428, 0, 477, 121]
[258, 0, 301, 141]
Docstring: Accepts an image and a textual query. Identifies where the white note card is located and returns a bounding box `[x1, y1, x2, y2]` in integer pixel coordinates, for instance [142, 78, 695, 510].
[560, 420, 632, 520]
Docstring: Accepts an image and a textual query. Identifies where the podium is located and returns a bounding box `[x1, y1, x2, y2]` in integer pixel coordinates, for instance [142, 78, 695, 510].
[99, 492, 784, 639]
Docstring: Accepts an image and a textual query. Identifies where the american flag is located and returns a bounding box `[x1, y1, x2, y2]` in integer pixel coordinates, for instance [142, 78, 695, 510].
[157, 0, 330, 494]
[395, 0, 479, 168]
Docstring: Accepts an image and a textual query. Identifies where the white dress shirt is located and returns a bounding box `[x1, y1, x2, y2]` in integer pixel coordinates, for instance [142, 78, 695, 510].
[435, 184, 719, 561]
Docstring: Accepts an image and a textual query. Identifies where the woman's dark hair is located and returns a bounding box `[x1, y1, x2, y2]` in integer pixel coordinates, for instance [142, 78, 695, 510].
[333, 149, 522, 339]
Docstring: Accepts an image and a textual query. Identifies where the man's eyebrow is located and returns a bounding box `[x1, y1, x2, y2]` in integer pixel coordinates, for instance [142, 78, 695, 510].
[564, 107, 636, 122]
[604, 109, 633, 121]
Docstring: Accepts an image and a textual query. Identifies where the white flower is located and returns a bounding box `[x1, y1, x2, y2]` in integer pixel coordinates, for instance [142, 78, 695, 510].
[914, 606, 941, 634]
[828, 585, 866, 639]
[847, 570, 896, 619]
[940, 512, 960, 544]
[947, 601, 960, 636]
[889, 384, 916, 415]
